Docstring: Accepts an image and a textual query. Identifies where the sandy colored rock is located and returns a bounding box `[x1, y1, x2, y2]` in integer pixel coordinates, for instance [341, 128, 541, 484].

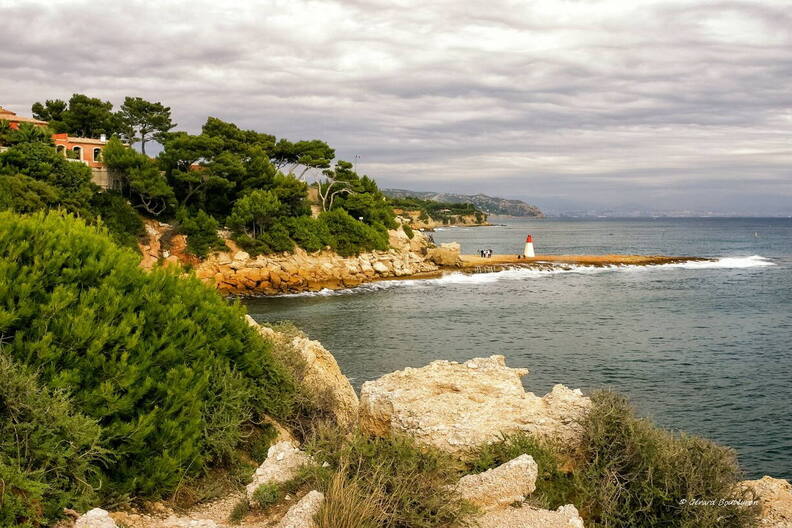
[277, 490, 324, 528]
[158, 518, 219, 528]
[246, 441, 312, 499]
[76, 508, 118, 528]
[476, 504, 584, 528]
[456, 454, 538, 511]
[359, 355, 590, 454]
[743, 476, 792, 527]
[427, 242, 461, 267]
[247, 316, 359, 427]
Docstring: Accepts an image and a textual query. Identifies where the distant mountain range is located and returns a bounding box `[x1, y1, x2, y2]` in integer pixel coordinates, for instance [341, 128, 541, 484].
[383, 189, 544, 217]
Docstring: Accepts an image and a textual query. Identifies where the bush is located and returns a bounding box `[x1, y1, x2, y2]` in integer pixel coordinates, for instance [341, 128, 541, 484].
[0, 355, 104, 527]
[91, 191, 146, 249]
[260, 221, 295, 253]
[401, 223, 414, 239]
[318, 209, 389, 257]
[467, 432, 576, 509]
[0, 211, 296, 499]
[175, 208, 223, 258]
[304, 425, 476, 528]
[575, 391, 760, 528]
[286, 216, 332, 253]
[0, 173, 61, 214]
[251, 483, 281, 509]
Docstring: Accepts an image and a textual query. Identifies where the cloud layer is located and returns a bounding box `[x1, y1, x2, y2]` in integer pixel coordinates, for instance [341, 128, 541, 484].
[2, 0, 791, 213]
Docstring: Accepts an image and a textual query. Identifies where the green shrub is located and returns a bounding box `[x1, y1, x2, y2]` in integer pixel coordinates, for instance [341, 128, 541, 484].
[90, 191, 145, 249]
[467, 432, 576, 509]
[286, 216, 332, 253]
[318, 209, 389, 257]
[0, 173, 61, 214]
[0, 354, 105, 527]
[575, 391, 760, 528]
[304, 425, 476, 528]
[175, 208, 223, 258]
[260, 221, 295, 253]
[401, 223, 414, 239]
[228, 498, 249, 525]
[251, 483, 281, 509]
[0, 211, 296, 499]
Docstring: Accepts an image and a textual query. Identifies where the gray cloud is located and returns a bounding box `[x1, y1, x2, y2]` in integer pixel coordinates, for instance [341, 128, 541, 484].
[1, 0, 791, 214]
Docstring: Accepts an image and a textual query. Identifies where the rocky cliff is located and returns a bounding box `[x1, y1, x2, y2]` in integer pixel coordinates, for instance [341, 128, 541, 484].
[138, 220, 446, 296]
[394, 208, 489, 230]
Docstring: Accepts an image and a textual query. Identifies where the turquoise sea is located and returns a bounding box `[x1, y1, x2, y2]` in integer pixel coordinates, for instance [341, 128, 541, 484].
[246, 217, 792, 479]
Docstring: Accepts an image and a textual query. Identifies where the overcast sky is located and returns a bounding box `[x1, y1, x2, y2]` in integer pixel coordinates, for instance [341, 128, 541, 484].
[2, 0, 791, 214]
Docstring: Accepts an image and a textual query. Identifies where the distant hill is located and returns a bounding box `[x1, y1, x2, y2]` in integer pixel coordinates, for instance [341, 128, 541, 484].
[383, 189, 543, 217]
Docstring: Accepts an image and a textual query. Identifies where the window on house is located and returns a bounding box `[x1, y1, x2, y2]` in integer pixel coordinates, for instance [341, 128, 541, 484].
[72, 146, 82, 160]
[93, 148, 102, 162]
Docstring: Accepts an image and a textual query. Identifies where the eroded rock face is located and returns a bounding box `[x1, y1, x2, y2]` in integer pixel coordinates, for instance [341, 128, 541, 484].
[476, 504, 584, 528]
[75, 508, 118, 528]
[359, 355, 591, 454]
[277, 490, 324, 528]
[743, 476, 792, 527]
[246, 441, 312, 499]
[456, 454, 538, 511]
[247, 316, 359, 427]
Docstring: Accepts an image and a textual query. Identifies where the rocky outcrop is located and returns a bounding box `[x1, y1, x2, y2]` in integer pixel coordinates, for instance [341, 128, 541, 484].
[246, 316, 359, 427]
[359, 355, 591, 455]
[743, 476, 792, 527]
[76, 509, 118, 528]
[476, 504, 584, 528]
[245, 441, 313, 500]
[394, 209, 489, 230]
[277, 490, 324, 528]
[427, 242, 462, 267]
[456, 455, 538, 511]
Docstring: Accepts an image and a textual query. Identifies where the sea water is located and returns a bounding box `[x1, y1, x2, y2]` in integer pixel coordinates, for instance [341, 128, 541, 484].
[245, 217, 792, 479]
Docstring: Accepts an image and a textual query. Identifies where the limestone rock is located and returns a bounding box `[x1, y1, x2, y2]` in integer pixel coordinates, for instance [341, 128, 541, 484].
[456, 454, 538, 511]
[743, 476, 792, 527]
[246, 441, 312, 499]
[476, 504, 584, 528]
[277, 490, 324, 528]
[359, 355, 590, 454]
[246, 316, 359, 426]
[427, 242, 461, 267]
[75, 509, 118, 528]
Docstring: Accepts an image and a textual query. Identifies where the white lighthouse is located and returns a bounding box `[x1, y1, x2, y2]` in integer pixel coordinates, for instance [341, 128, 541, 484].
[523, 234, 535, 258]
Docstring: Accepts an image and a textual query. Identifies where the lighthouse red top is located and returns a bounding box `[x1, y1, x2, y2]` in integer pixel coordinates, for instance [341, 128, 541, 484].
[525, 234, 533, 243]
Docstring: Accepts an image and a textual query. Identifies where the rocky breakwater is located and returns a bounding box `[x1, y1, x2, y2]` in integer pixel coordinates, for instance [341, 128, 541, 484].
[194, 228, 440, 296]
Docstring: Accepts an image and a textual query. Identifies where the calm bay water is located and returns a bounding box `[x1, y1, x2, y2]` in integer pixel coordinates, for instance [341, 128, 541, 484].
[246, 217, 792, 479]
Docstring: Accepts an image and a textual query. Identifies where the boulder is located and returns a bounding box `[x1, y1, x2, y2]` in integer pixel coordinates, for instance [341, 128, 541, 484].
[456, 454, 538, 511]
[246, 441, 312, 499]
[743, 476, 792, 527]
[427, 242, 461, 267]
[75, 509, 117, 528]
[359, 355, 590, 455]
[247, 316, 359, 427]
[476, 504, 584, 528]
[277, 490, 324, 528]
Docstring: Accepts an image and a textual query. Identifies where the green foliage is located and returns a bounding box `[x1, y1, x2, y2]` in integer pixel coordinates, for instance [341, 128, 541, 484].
[104, 136, 175, 216]
[3, 122, 53, 146]
[90, 191, 145, 249]
[286, 216, 331, 252]
[401, 223, 414, 239]
[575, 391, 760, 528]
[228, 498, 250, 524]
[176, 208, 223, 258]
[304, 426, 477, 528]
[0, 211, 296, 499]
[467, 433, 576, 509]
[251, 483, 281, 510]
[227, 190, 283, 238]
[0, 354, 105, 527]
[31, 99, 67, 132]
[0, 141, 96, 216]
[318, 209, 389, 257]
[389, 196, 484, 224]
[118, 96, 175, 154]
[0, 174, 61, 214]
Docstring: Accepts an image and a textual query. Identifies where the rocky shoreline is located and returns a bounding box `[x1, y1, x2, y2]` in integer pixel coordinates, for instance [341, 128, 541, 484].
[72, 320, 792, 528]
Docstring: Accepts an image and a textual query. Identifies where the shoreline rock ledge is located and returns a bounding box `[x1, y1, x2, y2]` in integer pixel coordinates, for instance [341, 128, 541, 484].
[358, 355, 591, 454]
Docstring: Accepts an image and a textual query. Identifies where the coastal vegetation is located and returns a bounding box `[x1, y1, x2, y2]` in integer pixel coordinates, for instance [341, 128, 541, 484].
[388, 195, 486, 225]
[0, 212, 297, 525]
